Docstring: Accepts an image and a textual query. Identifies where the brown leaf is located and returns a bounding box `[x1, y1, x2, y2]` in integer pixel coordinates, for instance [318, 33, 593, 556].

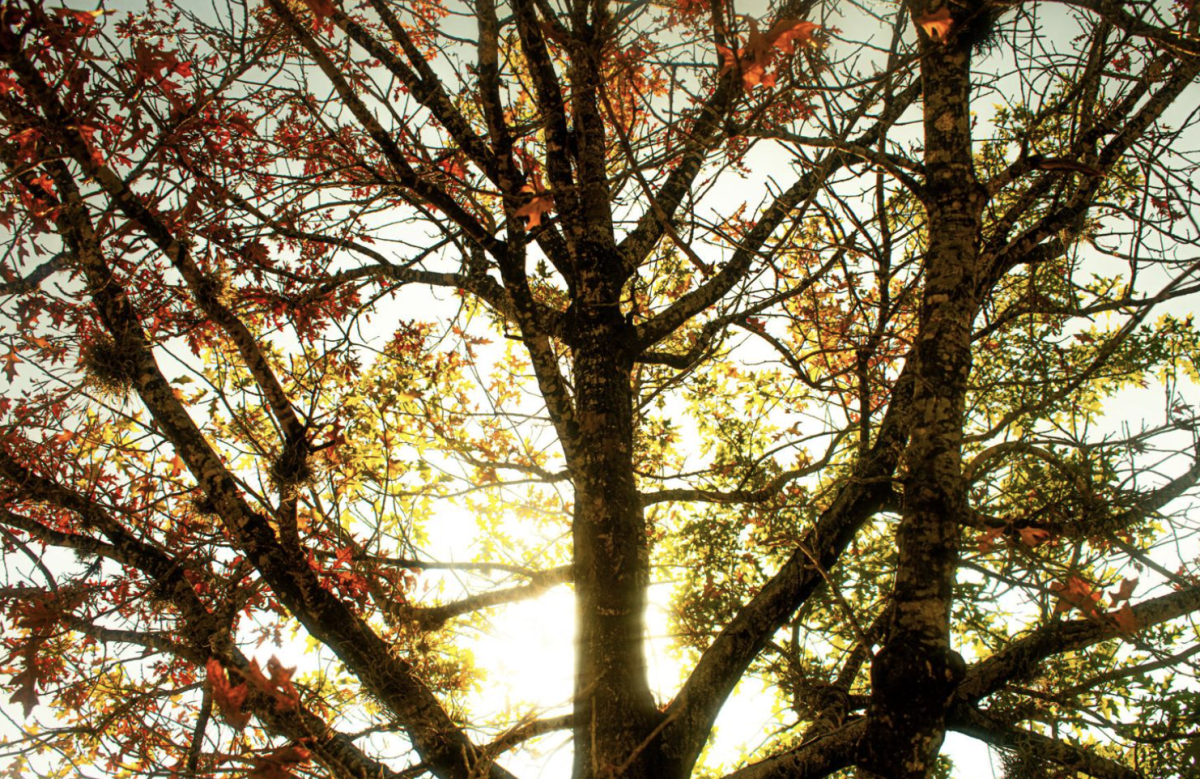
[207, 659, 252, 730]
[1050, 576, 1102, 617]
[8, 665, 39, 717]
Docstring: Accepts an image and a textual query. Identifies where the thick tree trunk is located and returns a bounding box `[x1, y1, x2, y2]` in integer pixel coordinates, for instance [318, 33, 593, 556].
[570, 300, 664, 779]
[858, 2, 985, 777]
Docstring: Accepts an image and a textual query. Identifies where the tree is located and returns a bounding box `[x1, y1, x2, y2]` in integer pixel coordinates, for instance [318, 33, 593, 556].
[2, 0, 1200, 776]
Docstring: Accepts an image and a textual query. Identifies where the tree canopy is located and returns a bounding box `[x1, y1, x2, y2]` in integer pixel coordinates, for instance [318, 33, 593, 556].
[2, 0, 1200, 777]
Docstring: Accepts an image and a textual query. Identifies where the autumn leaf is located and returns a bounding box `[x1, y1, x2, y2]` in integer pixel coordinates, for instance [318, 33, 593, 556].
[8, 665, 39, 718]
[1112, 602, 1138, 634]
[717, 16, 819, 90]
[1017, 527, 1052, 547]
[52, 8, 104, 26]
[738, 61, 774, 90]
[3, 350, 20, 382]
[716, 44, 738, 77]
[245, 657, 299, 711]
[8, 128, 38, 162]
[302, 0, 337, 23]
[515, 182, 553, 229]
[249, 744, 312, 779]
[131, 42, 192, 81]
[743, 18, 772, 70]
[265, 657, 299, 710]
[977, 526, 1003, 552]
[206, 659, 252, 730]
[765, 19, 820, 54]
[1050, 576, 1102, 618]
[915, 6, 953, 40]
[1110, 577, 1138, 605]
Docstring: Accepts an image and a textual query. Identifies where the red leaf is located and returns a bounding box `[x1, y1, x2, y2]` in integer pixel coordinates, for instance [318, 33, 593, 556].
[53, 8, 103, 26]
[302, 0, 337, 23]
[8, 665, 39, 717]
[132, 42, 192, 82]
[9, 128, 38, 162]
[249, 744, 312, 779]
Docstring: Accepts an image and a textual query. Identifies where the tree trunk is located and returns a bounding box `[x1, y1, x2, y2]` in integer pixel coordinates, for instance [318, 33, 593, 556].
[570, 298, 664, 779]
[858, 2, 985, 776]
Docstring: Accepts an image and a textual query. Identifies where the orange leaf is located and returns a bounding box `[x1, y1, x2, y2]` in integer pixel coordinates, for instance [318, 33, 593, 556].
[739, 61, 772, 90]
[915, 6, 953, 41]
[977, 526, 1003, 552]
[1110, 577, 1138, 605]
[3, 349, 20, 382]
[245, 656, 299, 711]
[1112, 602, 1138, 634]
[206, 659, 252, 730]
[743, 18, 773, 67]
[766, 19, 820, 54]
[1050, 576, 1101, 617]
[1017, 527, 1052, 547]
[515, 188, 554, 229]
[716, 44, 739, 76]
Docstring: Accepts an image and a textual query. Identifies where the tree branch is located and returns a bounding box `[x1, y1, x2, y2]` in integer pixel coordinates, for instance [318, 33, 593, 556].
[660, 364, 913, 775]
[948, 705, 1141, 779]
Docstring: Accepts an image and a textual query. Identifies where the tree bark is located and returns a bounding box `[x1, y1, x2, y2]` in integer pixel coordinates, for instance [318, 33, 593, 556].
[570, 286, 663, 778]
[858, 2, 985, 776]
